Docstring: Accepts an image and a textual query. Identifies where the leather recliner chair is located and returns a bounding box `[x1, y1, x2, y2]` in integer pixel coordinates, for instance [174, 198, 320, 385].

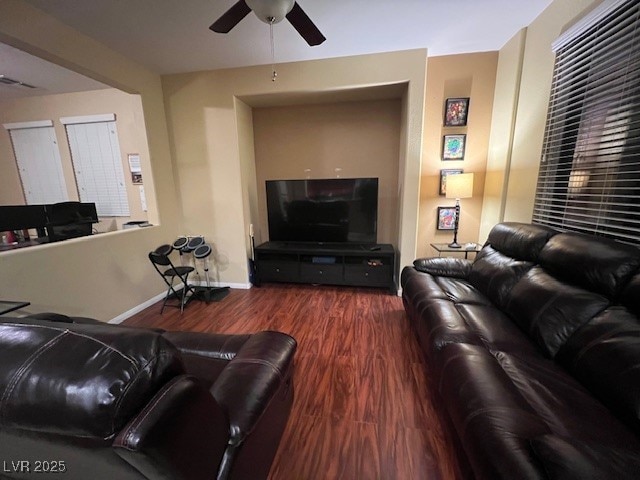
[0, 314, 296, 480]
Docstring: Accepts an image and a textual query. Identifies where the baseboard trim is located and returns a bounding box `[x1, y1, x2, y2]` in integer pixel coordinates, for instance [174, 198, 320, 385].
[108, 283, 251, 324]
[109, 292, 166, 324]
[192, 281, 251, 289]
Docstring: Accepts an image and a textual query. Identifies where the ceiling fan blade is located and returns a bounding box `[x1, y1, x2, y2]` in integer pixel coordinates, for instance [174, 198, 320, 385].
[210, 0, 252, 33]
[286, 2, 326, 46]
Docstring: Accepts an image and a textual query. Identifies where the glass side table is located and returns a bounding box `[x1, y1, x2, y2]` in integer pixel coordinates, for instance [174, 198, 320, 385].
[430, 242, 481, 259]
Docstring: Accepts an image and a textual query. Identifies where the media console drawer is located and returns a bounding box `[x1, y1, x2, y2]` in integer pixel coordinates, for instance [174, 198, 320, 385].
[258, 261, 298, 282]
[300, 263, 343, 284]
[344, 265, 392, 286]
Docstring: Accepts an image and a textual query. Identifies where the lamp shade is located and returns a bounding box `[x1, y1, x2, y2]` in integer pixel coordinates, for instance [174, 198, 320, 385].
[446, 172, 474, 199]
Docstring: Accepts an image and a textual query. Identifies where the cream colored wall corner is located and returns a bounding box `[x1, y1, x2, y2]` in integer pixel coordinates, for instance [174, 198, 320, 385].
[162, 50, 427, 282]
[235, 98, 259, 262]
[417, 52, 498, 259]
[495, 0, 599, 224]
[0, 0, 182, 321]
[478, 30, 527, 242]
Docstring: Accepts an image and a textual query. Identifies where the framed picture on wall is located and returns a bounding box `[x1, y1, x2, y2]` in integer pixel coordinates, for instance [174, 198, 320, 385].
[439, 169, 463, 196]
[442, 134, 466, 160]
[437, 206, 456, 230]
[444, 97, 470, 126]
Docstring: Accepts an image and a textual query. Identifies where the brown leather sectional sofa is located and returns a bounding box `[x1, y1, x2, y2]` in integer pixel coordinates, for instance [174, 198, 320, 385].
[0, 315, 296, 480]
[401, 222, 640, 479]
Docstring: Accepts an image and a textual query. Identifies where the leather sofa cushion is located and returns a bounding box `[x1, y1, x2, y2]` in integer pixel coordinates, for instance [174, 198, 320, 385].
[530, 435, 640, 480]
[451, 304, 541, 356]
[401, 267, 539, 364]
[469, 246, 534, 309]
[556, 306, 640, 436]
[485, 222, 557, 262]
[411, 299, 485, 363]
[621, 273, 640, 316]
[539, 233, 640, 299]
[438, 343, 640, 479]
[0, 320, 184, 439]
[436, 343, 551, 479]
[402, 267, 491, 307]
[467, 222, 556, 310]
[505, 267, 609, 357]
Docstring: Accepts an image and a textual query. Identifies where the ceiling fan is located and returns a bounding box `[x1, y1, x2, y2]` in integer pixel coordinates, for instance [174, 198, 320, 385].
[210, 0, 326, 46]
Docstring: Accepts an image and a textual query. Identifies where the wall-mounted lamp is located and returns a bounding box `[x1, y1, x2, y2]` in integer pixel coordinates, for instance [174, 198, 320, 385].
[445, 172, 474, 248]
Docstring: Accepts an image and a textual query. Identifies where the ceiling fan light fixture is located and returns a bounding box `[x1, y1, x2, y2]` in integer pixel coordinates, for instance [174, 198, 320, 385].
[246, 0, 295, 24]
[210, 0, 325, 47]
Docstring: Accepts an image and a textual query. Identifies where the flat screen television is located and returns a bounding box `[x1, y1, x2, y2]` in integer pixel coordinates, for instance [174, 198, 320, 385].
[266, 178, 378, 244]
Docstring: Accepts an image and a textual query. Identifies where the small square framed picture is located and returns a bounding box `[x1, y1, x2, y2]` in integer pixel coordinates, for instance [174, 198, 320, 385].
[444, 97, 470, 126]
[437, 206, 456, 230]
[439, 169, 463, 196]
[443, 134, 466, 160]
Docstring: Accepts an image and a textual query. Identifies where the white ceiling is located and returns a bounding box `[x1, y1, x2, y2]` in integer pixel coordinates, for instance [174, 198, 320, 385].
[0, 43, 109, 99]
[22, 0, 554, 75]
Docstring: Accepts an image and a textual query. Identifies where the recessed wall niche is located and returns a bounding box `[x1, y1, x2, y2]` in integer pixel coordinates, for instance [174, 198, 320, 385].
[251, 95, 402, 247]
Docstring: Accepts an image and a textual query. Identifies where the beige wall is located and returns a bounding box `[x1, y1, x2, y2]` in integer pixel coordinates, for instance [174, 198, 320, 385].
[417, 52, 498, 258]
[491, 0, 599, 225]
[478, 30, 527, 241]
[162, 50, 427, 284]
[0, 88, 150, 230]
[0, 0, 181, 321]
[252, 99, 401, 245]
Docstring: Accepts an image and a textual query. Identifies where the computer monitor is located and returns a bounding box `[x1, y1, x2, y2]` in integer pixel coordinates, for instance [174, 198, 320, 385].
[0, 205, 48, 235]
[45, 202, 98, 242]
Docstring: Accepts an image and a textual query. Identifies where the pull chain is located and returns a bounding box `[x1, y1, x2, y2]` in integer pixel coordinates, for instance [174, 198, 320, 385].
[269, 17, 277, 82]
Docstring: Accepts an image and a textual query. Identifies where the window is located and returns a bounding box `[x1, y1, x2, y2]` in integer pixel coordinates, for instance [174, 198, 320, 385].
[4, 120, 68, 204]
[62, 114, 130, 217]
[533, 0, 640, 244]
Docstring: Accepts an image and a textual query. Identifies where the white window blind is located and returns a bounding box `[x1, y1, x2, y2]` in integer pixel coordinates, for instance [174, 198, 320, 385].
[65, 119, 130, 217]
[533, 0, 640, 245]
[7, 123, 68, 204]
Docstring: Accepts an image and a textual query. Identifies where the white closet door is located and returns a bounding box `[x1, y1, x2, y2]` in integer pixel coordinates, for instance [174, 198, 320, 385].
[66, 121, 130, 217]
[9, 126, 68, 204]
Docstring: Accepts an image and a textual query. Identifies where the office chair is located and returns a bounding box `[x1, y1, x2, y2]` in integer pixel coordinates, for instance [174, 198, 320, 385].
[148, 244, 195, 314]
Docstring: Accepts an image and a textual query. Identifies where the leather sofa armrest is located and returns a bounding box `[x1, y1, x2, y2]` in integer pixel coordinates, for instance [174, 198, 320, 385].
[413, 257, 473, 278]
[209, 331, 297, 447]
[113, 375, 229, 480]
[162, 331, 252, 386]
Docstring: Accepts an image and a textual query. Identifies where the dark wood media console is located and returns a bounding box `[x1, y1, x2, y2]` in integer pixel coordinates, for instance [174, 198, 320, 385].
[254, 242, 397, 294]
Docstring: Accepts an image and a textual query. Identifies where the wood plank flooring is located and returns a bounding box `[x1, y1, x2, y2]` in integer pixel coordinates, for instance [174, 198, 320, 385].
[124, 284, 460, 480]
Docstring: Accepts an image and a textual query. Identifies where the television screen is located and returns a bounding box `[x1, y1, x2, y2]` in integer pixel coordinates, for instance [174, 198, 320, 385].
[266, 178, 378, 244]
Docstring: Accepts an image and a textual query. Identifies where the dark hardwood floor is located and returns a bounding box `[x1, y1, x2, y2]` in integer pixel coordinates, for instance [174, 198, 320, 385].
[124, 284, 460, 480]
